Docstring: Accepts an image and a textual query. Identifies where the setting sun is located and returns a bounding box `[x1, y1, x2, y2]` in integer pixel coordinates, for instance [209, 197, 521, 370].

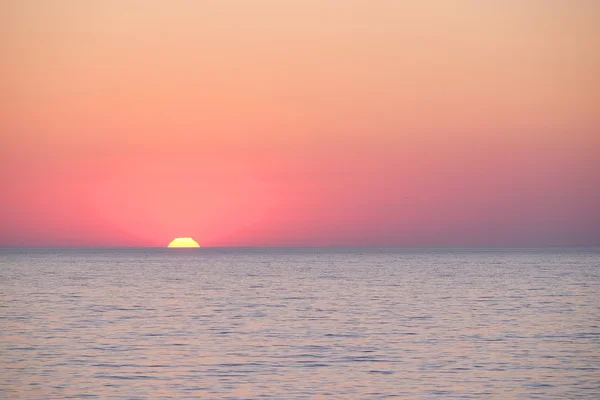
[167, 237, 200, 248]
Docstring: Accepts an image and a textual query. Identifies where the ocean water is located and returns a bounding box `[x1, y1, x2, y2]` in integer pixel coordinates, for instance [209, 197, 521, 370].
[1, 248, 599, 399]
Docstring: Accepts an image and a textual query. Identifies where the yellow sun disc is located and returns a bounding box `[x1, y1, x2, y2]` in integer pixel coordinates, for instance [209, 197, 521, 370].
[167, 237, 200, 248]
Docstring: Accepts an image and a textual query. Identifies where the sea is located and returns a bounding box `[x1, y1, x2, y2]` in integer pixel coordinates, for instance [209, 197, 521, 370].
[1, 248, 599, 399]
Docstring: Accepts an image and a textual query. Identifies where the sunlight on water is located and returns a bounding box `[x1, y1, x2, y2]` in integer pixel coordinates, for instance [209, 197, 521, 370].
[1, 248, 599, 398]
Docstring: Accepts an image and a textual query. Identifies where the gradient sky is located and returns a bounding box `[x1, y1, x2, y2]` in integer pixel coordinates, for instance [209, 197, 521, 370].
[1, 1, 599, 247]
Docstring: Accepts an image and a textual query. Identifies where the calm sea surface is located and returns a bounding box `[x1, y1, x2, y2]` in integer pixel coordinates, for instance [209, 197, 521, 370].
[1, 248, 599, 399]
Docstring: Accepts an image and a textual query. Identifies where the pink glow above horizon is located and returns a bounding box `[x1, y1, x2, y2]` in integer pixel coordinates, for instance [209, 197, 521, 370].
[1, 1, 599, 247]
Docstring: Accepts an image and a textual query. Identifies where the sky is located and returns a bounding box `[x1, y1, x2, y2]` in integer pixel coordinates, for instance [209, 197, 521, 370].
[1, 0, 599, 248]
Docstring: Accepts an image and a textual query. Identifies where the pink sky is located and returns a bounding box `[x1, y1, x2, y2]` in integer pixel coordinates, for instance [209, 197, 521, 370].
[1, 1, 599, 247]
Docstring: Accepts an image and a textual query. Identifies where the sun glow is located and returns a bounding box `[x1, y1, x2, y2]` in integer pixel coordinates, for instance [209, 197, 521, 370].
[167, 237, 200, 248]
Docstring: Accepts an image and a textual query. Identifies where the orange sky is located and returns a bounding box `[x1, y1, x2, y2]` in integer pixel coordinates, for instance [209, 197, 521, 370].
[1, 1, 599, 247]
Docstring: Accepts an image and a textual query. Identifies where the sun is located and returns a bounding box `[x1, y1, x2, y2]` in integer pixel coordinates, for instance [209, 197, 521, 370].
[167, 237, 200, 248]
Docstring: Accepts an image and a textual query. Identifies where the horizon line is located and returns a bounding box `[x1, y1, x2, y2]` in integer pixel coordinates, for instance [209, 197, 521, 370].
[1, 245, 599, 250]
